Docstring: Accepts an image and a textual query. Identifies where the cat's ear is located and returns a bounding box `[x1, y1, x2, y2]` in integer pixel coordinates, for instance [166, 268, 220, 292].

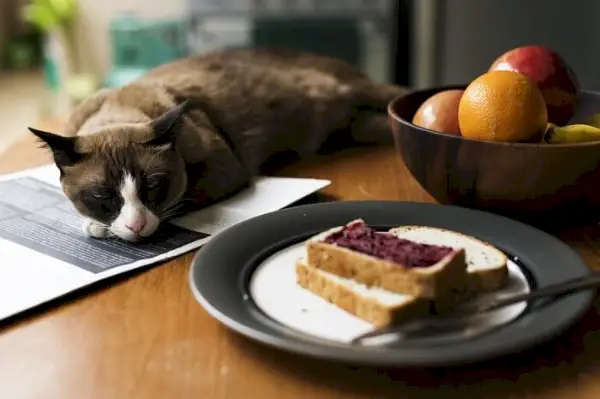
[146, 100, 190, 147]
[28, 127, 81, 168]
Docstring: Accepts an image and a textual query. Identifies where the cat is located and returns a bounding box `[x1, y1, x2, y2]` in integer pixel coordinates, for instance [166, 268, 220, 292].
[29, 47, 409, 242]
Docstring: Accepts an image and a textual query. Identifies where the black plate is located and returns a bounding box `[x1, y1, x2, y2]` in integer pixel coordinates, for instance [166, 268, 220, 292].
[189, 201, 594, 367]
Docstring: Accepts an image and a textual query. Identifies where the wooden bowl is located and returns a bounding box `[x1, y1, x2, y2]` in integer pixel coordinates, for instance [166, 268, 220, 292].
[388, 85, 600, 225]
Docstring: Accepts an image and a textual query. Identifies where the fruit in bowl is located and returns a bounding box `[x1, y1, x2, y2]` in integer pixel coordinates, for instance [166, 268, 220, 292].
[544, 123, 600, 144]
[411, 89, 464, 136]
[411, 45, 593, 145]
[385, 44, 600, 222]
[388, 85, 600, 223]
[458, 70, 548, 142]
[488, 45, 580, 126]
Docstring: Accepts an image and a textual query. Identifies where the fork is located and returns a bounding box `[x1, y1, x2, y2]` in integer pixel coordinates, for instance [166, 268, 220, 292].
[351, 272, 600, 345]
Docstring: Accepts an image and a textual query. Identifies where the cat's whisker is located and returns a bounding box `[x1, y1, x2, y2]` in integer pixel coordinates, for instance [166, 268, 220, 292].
[160, 210, 186, 220]
[158, 203, 185, 219]
[159, 203, 182, 215]
[158, 199, 195, 220]
[160, 197, 184, 213]
[160, 204, 184, 216]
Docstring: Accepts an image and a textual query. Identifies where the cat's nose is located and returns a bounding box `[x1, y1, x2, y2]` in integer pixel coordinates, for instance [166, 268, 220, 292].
[126, 217, 146, 234]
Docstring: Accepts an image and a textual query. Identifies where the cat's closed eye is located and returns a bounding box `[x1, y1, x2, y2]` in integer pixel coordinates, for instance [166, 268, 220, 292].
[77, 186, 121, 221]
[146, 172, 168, 190]
[144, 172, 170, 204]
[91, 187, 114, 200]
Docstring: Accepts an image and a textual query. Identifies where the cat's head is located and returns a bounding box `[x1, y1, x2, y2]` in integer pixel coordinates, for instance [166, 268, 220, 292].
[29, 101, 190, 242]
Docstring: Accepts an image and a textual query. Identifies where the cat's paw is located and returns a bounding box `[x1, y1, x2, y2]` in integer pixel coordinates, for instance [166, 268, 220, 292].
[82, 219, 112, 238]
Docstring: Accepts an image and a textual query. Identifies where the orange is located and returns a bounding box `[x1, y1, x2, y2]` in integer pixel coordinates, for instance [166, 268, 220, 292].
[458, 70, 548, 142]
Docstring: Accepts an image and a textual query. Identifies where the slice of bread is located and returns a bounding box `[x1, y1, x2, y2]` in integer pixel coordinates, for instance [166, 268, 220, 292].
[295, 259, 431, 327]
[389, 226, 508, 294]
[305, 219, 468, 299]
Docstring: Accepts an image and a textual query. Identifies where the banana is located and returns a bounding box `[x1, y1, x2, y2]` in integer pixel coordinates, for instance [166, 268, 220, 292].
[584, 113, 600, 128]
[544, 123, 600, 144]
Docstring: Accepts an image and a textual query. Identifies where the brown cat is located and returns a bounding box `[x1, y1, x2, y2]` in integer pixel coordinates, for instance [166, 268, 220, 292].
[29, 47, 409, 242]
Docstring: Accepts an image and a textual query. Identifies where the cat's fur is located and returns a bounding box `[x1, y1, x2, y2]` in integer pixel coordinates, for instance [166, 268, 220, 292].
[30, 47, 409, 242]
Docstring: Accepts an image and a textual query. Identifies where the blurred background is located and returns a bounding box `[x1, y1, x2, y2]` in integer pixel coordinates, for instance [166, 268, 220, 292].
[0, 0, 597, 154]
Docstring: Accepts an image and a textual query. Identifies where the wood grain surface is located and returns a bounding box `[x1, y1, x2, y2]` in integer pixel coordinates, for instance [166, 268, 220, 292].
[1, 123, 600, 399]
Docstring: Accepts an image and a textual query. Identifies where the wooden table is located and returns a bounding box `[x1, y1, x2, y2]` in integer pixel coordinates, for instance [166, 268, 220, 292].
[2, 124, 600, 399]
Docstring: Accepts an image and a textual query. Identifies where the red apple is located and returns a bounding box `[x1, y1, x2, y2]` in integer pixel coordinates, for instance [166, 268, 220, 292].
[412, 89, 464, 135]
[489, 45, 580, 126]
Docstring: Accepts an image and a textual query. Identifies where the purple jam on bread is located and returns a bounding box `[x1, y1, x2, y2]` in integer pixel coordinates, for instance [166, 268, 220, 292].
[323, 220, 454, 267]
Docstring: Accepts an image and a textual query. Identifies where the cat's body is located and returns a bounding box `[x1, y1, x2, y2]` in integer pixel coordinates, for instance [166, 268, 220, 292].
[31, 47, 408, 242]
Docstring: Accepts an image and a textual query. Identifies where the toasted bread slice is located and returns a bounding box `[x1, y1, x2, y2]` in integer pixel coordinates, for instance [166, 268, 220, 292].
[305, 219, 468, 299]
[389, 226, 508, 294]
[295, 259, 430, 327]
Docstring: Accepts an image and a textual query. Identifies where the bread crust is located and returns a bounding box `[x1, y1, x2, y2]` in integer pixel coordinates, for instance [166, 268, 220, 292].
[305, 225, 468, 299]
[295, 260, 430, 327]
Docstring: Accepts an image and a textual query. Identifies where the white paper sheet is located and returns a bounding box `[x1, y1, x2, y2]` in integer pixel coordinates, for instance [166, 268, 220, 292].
[0, 164, 330, 321]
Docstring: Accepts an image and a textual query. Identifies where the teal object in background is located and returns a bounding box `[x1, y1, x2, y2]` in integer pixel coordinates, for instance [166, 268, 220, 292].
[104, 14, 188, 88]
[42, 33, 61, 92]
[43, 51, 60, 91]
[104, 68, 148, 88]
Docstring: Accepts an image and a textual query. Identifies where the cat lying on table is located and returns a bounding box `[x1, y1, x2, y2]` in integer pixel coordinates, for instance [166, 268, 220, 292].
[30, 47, 408, 242]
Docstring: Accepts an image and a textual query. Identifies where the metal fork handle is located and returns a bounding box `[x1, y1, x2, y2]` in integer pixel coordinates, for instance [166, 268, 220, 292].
[457, 271, 600, 314]
[351, 271, 600, 344]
